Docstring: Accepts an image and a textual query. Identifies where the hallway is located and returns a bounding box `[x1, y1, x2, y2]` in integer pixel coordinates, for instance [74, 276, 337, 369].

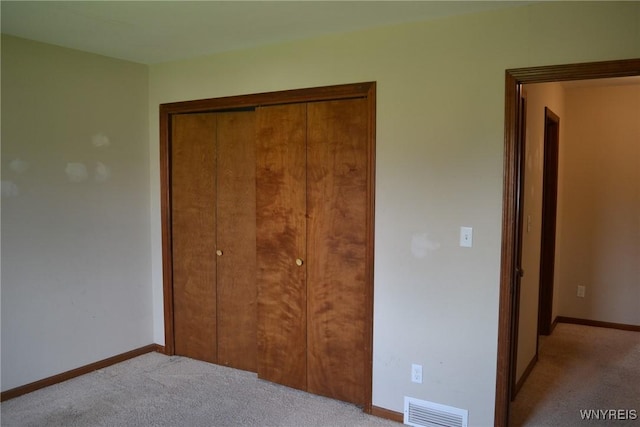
[510, 323, 640, 426]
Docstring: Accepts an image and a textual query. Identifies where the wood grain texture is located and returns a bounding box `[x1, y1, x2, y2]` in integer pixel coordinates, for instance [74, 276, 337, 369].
[306, 99, 369, 405]
[160, 82, 376, 411]
[370, 406, 404, 423]
[216, 111, 257, 372]
[256, 104, 308, 390]
[538, 108, 560, 336]
[171, 113, 218, 364]
[160, 82, 374, 115]
[159, 109, 175, 355]
[495, 70, 521, 427]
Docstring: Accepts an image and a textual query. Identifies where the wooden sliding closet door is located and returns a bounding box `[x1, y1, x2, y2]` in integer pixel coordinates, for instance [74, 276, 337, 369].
[256, 98, 369, 406]
[171, 113, 218, 363]
[256, 104, 308, 390]
[306, 98, 369, 405]
[172, 111, 257, 370]
[216, 111, 257, 371]
[163, 82, 374, 410]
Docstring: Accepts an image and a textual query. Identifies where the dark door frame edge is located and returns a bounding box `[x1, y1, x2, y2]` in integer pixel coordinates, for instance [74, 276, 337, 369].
[159, 81, 376, 412]
[508, 94, 527, 401]
[538, 106, 560, 337]
[495, 58, 640, 427]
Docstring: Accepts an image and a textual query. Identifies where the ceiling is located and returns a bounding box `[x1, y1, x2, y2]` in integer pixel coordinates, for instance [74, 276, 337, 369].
[2, 1, 530, 64]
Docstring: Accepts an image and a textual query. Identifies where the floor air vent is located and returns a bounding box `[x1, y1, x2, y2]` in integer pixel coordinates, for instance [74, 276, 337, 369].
[404, 396, 468, 427]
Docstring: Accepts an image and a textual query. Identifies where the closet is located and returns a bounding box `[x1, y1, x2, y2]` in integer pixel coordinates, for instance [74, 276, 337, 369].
[162, 82, 374, 409]
[171, 111, 257, 372]
[256, 99, 369, 405]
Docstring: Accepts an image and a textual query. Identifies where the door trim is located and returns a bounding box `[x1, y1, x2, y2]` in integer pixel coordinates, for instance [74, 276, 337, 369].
[509, 94, 527, 400]
[159, 82, 376, 412]
[537, 107, 560, 336]
[495, 58, 640, 426]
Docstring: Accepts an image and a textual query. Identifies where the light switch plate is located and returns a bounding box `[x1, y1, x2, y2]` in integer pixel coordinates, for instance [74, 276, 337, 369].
[460, 227, 473, 248]
[577, 285, 586, 298]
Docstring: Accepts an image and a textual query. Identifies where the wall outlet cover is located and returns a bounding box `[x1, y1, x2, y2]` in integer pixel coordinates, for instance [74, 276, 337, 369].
[411, 363, 423, 384]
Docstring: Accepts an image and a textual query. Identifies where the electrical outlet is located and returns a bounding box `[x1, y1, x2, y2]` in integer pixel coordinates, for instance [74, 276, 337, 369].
[577, 285, 586, 298]
[411, 364, 423, 384]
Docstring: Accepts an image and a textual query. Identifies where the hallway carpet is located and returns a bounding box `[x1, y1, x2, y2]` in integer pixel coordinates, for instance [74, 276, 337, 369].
[510, 322, 640, 426]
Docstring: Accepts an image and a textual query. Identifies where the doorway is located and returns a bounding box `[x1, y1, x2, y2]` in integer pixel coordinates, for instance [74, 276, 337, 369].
[494, 58, 640, 427]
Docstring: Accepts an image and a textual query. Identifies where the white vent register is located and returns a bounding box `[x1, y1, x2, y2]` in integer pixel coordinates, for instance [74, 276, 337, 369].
[404, 397, 468, 427]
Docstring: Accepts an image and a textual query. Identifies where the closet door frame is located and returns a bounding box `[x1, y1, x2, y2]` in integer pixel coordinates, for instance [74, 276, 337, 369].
[159, 82, 376, 412]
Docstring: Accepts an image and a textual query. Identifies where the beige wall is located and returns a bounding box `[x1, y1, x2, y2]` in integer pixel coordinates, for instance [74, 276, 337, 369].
[555, 83, 640, 325]
[147, 2, 640, 424]
[1, 35, 152, 391]
[515, 82, 565, 383]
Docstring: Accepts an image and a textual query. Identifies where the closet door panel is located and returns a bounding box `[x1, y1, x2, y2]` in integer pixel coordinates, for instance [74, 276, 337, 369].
[216, 111, 257, 372]
[256, 104, 308, 390]
[306, 99, 369, 405]
[171, 113, 218, 363]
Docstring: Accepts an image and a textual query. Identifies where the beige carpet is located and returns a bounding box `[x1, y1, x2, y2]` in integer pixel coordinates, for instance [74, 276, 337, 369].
[510, 322, 640, 427]
[1, 353, 401, 427]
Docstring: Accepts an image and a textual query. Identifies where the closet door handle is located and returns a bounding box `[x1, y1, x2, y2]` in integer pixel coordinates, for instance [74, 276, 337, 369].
[216, 249, 223, 256]
[295, 258, 304, 266]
